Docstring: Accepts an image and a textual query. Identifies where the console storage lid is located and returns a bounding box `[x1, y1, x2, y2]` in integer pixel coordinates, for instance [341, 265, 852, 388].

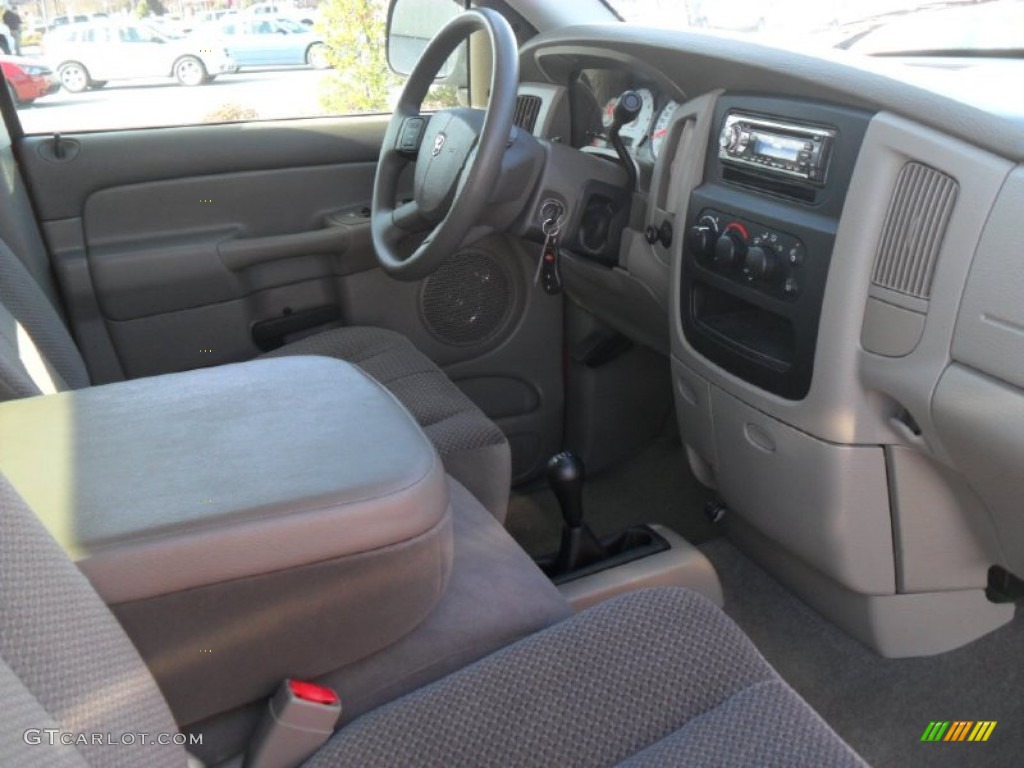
[0, 356, 456, 725]
[0, 355, 450, 603]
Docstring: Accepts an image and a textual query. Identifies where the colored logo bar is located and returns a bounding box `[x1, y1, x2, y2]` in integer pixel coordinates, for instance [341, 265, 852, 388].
[920, 721, 997, 742]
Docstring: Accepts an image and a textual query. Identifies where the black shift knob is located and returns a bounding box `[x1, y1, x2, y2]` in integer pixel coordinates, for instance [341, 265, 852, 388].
[547, 451, 586, 529]
[612, 90, 643, 129]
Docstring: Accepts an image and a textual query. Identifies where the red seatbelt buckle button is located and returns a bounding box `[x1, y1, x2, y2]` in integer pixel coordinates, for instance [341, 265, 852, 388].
[244, 679, 342, 768]
[287, 679, 340, 707]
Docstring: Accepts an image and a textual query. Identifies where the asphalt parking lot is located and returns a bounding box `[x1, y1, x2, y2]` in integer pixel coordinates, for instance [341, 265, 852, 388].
[16, 67, 338, 134]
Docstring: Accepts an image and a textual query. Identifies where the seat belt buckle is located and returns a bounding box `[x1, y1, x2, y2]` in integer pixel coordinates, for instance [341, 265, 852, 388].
[244, 679, 342, 768]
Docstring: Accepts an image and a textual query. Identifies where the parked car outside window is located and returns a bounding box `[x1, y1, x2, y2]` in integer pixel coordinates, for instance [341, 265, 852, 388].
[0, 54, 58, 106]
[43, 20, 239, 92]
[191, 16, 331, 69]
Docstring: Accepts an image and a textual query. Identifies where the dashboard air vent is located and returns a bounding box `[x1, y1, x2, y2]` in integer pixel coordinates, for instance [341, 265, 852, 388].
[513, 95, 543, 134]
[871, 162, 958, 300]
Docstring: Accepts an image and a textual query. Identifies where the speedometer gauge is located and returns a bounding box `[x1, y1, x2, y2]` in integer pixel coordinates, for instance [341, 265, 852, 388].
[651, 101, 679, 159]
[601, 96, 619, 130]
[601, 88, 656, 146]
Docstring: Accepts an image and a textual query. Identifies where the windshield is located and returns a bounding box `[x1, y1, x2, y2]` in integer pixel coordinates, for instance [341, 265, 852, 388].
[606, 0, 1024, 56]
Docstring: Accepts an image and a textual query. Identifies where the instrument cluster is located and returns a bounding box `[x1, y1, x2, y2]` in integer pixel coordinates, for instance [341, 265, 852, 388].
[571, 69, 680, 162]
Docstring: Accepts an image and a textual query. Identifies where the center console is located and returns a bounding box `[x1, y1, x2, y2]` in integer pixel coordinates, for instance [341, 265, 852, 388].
[670, 94, 1014, 658]
[681, 95, 869, 399]
[0, 357, 454, 725]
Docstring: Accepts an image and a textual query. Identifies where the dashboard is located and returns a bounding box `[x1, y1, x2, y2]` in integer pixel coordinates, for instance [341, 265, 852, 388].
[510, 23, 1024, 658]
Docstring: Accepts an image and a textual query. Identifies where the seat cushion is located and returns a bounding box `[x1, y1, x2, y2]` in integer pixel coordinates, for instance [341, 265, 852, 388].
[306, 588, 866, 768]
[264, 326, 511, 522]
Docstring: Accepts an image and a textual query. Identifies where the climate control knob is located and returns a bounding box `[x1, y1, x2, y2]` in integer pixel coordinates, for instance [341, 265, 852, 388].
[743, 245, 778, 282]
[714, 231, 746, 269]
[687, 220, 718, 260]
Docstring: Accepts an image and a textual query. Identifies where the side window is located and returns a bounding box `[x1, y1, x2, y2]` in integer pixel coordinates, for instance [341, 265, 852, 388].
[79, 28, 109, 44]
[18, 0, 469, 134]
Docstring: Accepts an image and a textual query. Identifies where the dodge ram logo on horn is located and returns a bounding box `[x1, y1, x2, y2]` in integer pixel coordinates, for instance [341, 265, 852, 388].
[432, 133, 447, 157]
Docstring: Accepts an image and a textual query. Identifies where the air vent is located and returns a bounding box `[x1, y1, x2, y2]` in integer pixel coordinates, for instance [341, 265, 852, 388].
[871, 162, 958, 300]
[513, 95, 542, 134]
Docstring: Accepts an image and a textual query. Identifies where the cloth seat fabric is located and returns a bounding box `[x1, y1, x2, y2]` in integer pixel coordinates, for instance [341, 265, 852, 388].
[0, 475, 865, 768]
[306, 587, 867, 768]
[0, 239, 511, 520]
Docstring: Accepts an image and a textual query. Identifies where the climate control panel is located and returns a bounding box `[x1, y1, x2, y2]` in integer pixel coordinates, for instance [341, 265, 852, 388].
[687, 209, 806, 301]
[681, 192, 838, 400]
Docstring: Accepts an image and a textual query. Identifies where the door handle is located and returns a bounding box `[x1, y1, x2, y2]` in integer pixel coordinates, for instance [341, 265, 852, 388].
[218, 226, 353, 271]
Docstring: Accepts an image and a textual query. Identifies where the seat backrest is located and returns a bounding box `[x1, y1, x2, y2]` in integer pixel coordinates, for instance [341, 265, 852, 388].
[0, 113, 65, 310]
[0, 474, 185, 767]
[0, 238, 90, 401]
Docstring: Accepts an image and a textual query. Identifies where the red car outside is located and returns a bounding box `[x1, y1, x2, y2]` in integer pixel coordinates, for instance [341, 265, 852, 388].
[1, 55, 59, 106]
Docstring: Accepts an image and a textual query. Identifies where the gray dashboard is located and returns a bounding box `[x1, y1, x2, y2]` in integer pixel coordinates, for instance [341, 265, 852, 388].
[520, 24, 1024, 160]
[512, 22, 1024, 657]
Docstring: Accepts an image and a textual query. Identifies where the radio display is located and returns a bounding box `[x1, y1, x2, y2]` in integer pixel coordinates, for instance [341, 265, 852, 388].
[753, 133, 805, 163]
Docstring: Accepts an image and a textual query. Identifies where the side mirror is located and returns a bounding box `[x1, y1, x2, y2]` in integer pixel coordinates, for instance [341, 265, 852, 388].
[386, 0, 463, 78]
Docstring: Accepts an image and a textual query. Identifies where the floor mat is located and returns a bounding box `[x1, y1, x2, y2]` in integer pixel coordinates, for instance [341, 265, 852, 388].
[506, 435, 720, 559]
[701, 538, 1023, 768]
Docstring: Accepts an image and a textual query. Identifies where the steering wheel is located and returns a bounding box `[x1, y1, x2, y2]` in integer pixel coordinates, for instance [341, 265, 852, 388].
[371, 8, 519, 280]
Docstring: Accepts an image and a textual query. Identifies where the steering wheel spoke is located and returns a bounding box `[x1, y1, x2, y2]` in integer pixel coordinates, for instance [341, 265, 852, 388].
[393, 200, 428, 233]
[395, 116, 427, 158]
[371, 8, 519, 280]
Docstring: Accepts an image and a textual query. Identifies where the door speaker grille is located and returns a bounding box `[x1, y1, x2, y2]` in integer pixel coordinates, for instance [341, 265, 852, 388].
[871, 162, 958, 300]
[421, 250, 514, 346]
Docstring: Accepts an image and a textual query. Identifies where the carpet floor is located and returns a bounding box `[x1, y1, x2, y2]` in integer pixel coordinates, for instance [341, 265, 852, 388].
[701, 538, 1023, 768]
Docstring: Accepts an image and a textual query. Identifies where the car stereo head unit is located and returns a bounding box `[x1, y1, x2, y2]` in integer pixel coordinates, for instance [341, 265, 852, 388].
[719, 113, 836, 185]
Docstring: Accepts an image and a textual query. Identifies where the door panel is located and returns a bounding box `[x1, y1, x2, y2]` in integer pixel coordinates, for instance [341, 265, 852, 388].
[20, 116, 388, 376]
[83, 163, 377, 320]
[17, 114, 563, 482]
[19, 115, 389, 221]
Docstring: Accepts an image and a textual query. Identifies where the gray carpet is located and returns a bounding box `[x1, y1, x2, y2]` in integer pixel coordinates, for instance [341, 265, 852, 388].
[702, 538, 1024, 768]
[505, 435, 720, 559]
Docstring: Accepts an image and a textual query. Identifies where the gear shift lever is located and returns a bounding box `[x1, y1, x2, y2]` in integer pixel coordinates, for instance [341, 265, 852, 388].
[547, 451, 608, 575]
[547, 451, 585, 528]
[606, 90, 642, 194]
